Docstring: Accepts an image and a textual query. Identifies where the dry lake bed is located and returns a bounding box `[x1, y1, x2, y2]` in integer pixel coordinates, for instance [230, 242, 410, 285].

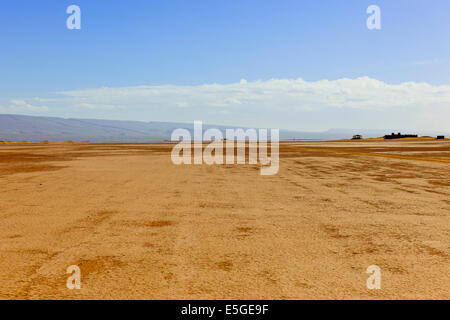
[0, 140, 449, 299]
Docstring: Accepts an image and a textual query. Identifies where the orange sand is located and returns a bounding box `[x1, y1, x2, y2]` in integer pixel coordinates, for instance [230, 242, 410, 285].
[0, 141, 449, 299]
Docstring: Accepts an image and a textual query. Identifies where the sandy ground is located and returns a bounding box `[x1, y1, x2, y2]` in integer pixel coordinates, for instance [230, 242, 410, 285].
[0, 141, 449, 300]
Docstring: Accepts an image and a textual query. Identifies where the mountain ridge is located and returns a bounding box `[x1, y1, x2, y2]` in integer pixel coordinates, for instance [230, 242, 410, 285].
[0, 114, 447, 142]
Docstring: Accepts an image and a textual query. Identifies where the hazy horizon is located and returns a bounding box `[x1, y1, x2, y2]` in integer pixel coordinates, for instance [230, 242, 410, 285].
[1, 113, 448, 143]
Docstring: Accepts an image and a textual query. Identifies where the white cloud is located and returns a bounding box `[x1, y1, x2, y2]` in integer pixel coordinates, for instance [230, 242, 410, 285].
[3, 77, 450, 131]
[74, 103, 122, 110]
[54, 77, 450, 112]
[411, 59, 440, 66]
[8, 99, 49, 112]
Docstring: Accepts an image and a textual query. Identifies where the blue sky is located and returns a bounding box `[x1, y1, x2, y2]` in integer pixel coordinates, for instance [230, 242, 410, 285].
[1, 0, 449, 131]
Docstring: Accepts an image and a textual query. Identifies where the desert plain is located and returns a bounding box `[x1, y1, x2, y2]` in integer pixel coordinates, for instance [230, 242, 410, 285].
[0, 140, 449, 299]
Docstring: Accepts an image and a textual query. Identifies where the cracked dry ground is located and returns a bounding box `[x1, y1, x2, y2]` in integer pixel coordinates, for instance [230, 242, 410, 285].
[0, 141, 449, 299]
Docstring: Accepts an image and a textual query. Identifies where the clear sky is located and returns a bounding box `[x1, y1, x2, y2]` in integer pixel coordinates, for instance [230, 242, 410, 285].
[1, 0, 449, 131]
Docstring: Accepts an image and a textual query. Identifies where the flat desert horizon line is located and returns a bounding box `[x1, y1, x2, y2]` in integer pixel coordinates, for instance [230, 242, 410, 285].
[1, 113, 449, 143]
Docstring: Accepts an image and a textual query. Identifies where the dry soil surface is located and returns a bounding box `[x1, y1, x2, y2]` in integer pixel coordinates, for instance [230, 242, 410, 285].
[0, 141, 449, 299]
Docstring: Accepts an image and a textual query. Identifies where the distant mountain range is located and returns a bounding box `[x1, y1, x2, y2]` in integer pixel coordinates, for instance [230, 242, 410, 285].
[0, 114, 447, 142]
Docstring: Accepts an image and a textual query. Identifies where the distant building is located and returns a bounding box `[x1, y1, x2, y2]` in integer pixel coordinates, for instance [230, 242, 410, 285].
[437, 135, 445, 140]
[352, 134, 362, 140]
[384, 132, 418, 140]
